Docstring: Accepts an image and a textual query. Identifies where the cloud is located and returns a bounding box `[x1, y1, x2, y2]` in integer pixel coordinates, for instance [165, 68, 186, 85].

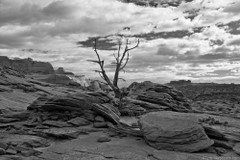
[224, 1, 240, 14]
[156, 44, 178, 56]
[228, 38, 240, 46]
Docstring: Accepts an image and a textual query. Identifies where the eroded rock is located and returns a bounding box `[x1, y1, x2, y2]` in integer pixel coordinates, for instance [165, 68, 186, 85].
[97, 136, 111, 143]
[92, 103, 120, 125]
[139, 111, 214, 152]
[40, 128, 86, 139]
[127, 81, 191, 112]
[68, 117, 90, 126]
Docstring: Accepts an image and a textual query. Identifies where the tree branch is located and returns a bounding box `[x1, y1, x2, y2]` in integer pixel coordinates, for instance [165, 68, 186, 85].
[120, 52, 130, 71]
[117, 39, 122, 62]
[118, 77, 126, 82]
[93, 80, 108, 86]
[126, 39, 139, 52]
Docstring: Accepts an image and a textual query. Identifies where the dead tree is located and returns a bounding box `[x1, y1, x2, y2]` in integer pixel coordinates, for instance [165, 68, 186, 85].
[89, 38, 139, 98]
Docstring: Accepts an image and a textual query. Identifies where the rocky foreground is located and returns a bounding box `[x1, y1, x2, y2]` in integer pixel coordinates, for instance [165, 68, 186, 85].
[1, 66, 240, 160]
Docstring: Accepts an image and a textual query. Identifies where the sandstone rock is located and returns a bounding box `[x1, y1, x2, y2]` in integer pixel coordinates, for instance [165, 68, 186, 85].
[94, 116, 105, 122]
[0, 85, 12, 92]
[0, 142, 8, 150]
[28, 92, 111, 112]
[2, 135, 50, 150]
[83, 110, 96, 121]
[21, 149, 42, 157]
[2, 111, 30, 121]
[41, 74, 72, 85]
[139, 111, 214, 152]
[41, 128, 83, 139]
[6, 148, 17, 155]
[0, 148, 6, 155]
[127, 81, 191, 112]
[97, 136, 111, 143]
[55, 67, 74, 75]
[68, 117, 90, 126]
[92, 103, 120, 125]
[233, 143, 240, 155]
[0, 56, 54, 74]
[55, 67, 66, 74]
[93, 122, 108, 128]
[43, 120, 71, 128]
[0, 117, 19, 123]
[119, 100, 147, 116]
[212, 139, 233, 150]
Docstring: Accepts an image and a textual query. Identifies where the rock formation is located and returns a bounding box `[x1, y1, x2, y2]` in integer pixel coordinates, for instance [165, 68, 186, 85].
[55, 67, 74, 75]
[1, 62, 240, 159]
[123, 81, 191, 114]
[139, 111, 214, 152]
[0, 56, 54, 74]
[40, 74, 74, 85]
[169, 80, 191, 86]
[170, 83, 240, 117]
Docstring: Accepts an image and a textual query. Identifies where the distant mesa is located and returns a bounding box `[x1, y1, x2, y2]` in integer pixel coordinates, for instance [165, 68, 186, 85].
[55, 67, 74, 75]
[0, 56, 91, 87]
[169, 80, 192, 86]
[0, 56, 54, 74]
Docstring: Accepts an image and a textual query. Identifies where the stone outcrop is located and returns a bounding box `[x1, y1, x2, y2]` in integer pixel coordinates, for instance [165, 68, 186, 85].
[28, 92, 119, 124]
[169, 80, 191, 86]
[55, 67, 74, 75]
[0, 56, 54, 74]
[127, 81, 191, 112]
[40, 74, 74, 85]
[171, 83, 240, 116]
[139, 111, 214, 152]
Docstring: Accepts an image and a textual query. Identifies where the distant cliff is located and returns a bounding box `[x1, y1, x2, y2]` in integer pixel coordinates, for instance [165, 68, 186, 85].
[0, 56, 54, 74]
[55, 67, 74, 75]
[168, 80, 192, 86]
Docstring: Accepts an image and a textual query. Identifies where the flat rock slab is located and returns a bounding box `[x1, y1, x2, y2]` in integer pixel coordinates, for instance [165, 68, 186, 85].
[1, 134, 50, 148]
[43, 120, 71, 128]
[37, 132, 239, 160]
[0, 117, 19, 123]
[139, 111, 214, 152]
[41, 128, 88, 139]
[67, 117, 90, 126]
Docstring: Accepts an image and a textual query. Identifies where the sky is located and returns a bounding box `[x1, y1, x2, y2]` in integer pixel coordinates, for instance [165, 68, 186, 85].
[0, 0, 240, 85]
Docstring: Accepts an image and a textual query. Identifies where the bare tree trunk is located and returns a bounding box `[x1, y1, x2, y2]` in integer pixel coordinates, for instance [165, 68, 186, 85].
[89, 38, 139, 99]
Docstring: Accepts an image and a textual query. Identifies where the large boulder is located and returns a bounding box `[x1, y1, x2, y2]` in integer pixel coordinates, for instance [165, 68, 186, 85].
[127, 81, 191, 112]
[139, 111, 214, 152]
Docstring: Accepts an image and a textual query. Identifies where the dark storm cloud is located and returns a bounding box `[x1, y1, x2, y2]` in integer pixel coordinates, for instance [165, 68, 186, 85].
[214, 46, 232, 53]
[198, 53, 228, 60]
[228, 38, 240, 46]
[0, 3, 43, 26]
[156, 44, 178, 56]
[0, 34, 27, 48]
